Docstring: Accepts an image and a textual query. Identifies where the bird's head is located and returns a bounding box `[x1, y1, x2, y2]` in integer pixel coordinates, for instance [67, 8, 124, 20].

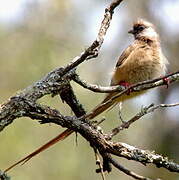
[128, 19, 159, 40]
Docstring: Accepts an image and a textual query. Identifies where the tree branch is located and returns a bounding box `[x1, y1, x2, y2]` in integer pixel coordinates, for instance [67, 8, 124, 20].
[1, 0, 179, 179]
[73, 71, 179, 93]
[60, 0, 124, 76]
[5, 103, 177, 174]
[108, 142, 179, 173]
[0, 0, 124, 132]
[108, 156, 153, 180]
[0, 68, 74, 131]
[109, 102, 179, 138]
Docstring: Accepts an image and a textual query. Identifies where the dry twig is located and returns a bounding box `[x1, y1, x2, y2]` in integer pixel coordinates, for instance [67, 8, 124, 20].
[109, 102, 179, 138]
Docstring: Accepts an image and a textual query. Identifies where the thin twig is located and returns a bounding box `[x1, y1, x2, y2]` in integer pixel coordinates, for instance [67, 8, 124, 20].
[94, 148, 106, 180]
[73, 71, 179, 93]
[108, 156, 154, 180]
[60, 0, 124, 76]
[109, 102, 179, 138]
[95, 118, 106, 126]
[73, 73, 125, 93]
[81, 71, 179, 122]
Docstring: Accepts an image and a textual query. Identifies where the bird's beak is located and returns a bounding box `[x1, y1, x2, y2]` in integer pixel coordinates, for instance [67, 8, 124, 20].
[128, 29, 135, 34]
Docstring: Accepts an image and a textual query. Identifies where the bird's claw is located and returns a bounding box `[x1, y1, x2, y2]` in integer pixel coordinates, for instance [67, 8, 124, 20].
[163, 77, 170, 88]
[119, 81, 132, 95]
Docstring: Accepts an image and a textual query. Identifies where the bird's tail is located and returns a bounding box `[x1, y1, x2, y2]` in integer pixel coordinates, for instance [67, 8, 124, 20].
[85, 92, 118, 120]
[4, 92, 118, 173]
[4, 129, 73, 172]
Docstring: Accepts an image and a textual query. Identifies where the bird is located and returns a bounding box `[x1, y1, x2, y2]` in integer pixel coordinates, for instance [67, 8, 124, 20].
[4, 19, 168, 172]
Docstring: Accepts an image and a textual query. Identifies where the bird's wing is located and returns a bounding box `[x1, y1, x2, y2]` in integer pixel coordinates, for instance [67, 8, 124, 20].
[115, 44, 136, 68]
[110, 43, 137, 85]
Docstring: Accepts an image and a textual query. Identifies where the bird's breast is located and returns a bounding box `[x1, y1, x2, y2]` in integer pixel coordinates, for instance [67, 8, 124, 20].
[112, 52, 165, 85]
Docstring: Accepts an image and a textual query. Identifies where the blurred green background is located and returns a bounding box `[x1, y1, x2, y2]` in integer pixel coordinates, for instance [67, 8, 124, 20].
[0, 0, 179, 179]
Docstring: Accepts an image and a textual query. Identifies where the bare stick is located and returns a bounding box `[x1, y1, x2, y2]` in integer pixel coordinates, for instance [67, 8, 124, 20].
[109, 102, 179, 138]
[94, 148, 106, 180]
[73, 71, 179, 93]
[61, 0, 124, 76]
[0, 0, 125, 131]
[108, 156, 154, 180]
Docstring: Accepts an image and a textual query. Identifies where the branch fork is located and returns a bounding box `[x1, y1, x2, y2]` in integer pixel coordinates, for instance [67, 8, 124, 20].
[1, 0, 179, 180]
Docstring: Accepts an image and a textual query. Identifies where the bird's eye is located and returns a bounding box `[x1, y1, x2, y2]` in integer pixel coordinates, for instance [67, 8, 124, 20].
[138, 25, 145, 31]
[134, 25, 145, 32]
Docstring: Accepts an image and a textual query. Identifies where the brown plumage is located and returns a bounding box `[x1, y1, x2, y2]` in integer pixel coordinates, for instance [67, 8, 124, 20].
[4, 19, 168, 172]
[86, 19, 167, 119]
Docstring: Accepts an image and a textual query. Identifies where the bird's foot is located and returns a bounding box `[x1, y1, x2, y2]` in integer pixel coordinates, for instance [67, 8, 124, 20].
[163, 77, 170, 88]
[119, 81, 130, 87]
[119, 81, 132, 95]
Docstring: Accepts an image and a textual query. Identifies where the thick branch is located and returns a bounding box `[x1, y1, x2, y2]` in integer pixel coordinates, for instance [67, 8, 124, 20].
[59, 83, 86, 117]
[1, 93, 179, 176]
[16, 103, 179, 174]
[109, 142, 179, 173]
[0, 68, 73, 131]
[4, 98, 171, 176]
[0, 0, 124, 132]
[0, 0, 179, 179]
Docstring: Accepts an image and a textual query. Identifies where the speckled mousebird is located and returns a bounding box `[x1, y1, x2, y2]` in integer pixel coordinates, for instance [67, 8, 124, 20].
[4, 19, 168, 172]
